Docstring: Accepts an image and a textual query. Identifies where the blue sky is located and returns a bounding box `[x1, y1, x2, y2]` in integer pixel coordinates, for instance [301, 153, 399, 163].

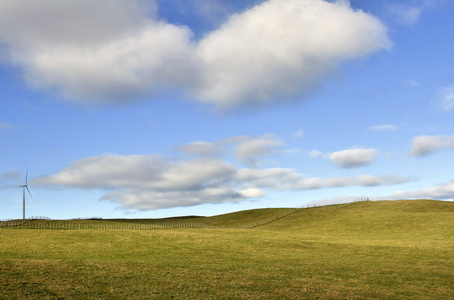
[1, 0, 454, 220]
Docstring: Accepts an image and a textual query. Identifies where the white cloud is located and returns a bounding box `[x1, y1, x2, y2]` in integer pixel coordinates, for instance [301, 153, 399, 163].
[387, 0, 439, 25]
[177, 141, 222, 157]
[20, 23, 195, 104]
[0, 0, 390, 109]
[439, 86, 454, 111]
[405, 79, 419, 87]
[34, 155, 237, 191]
[33, 145, 409, 211]
[0, 0, 153, 46]
[194, 0, 391, 108]
[387, 180, 454, 201]
[238, 188, 265, 198]
[0, 122, 13, 130]
[234, 135, 283, 167]
[357, 174, 409, 186]
[308, 179, 454, 207]
[388, 5, 423, 25]
[189, 0, 232, 25]
[411, 135, 454, 156]
[370, 124, 397, 131]
[0, 170, 22, 189]
[0, 0, 196, 105]
[238, 168, 306, 190]
[310, 147, 378, 168]
[0, 122, 23, 131]
[329, 148, 377, 168]
[237, 168, 409, 190]
[295, 129, 305, 138]
[100, 187, 248, 211]
[309, 150, 325, 159]
[177, 135, 285, 166]
[306, 195, 367, 207]
[33, 154, 255, 210]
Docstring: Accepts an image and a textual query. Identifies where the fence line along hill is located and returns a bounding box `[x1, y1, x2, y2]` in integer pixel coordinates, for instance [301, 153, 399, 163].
[1, 200, 453, 235]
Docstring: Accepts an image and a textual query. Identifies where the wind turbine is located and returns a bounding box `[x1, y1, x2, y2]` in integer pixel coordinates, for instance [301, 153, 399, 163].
[19, 170, 33, 220]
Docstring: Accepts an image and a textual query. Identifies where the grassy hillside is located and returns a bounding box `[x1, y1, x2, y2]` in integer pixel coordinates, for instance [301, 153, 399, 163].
[1, 200, 453, 299]
[112, 199, 454, 233]
[4, 200, 452, 231]
[1, 208, 300, 229]
[103, 207, 298, 228]
[258, 200, 454, 244]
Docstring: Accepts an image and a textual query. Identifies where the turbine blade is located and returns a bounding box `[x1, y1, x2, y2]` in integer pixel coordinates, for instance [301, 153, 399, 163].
[25, 168, 28, 184]
[26, 186, 34, 202]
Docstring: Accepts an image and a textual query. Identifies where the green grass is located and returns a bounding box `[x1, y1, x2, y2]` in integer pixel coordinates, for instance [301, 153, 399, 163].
[106, 207, 299, 228]
[1, 200, 454, 299]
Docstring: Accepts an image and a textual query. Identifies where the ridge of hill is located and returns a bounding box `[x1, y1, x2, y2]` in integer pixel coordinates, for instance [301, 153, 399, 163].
[3, 200, 453, 236]
[254, 200, 454, 246]
[168, 199, 454, 231]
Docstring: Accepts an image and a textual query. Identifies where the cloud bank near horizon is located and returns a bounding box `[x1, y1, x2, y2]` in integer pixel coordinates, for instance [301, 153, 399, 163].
[0, 0, 390, 109]
[307, 180, 454, 207]
[32, 136, 410, 211]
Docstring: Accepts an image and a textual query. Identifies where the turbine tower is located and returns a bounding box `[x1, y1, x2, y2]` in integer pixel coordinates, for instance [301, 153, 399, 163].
[19, 170, 33, 220]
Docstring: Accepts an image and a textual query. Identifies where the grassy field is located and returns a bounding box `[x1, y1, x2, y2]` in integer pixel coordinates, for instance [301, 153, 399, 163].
[1, 200, 453, 299]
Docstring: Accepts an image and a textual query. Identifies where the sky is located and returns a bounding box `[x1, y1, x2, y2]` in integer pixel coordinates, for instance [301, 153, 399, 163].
[1, 0, 454, 220]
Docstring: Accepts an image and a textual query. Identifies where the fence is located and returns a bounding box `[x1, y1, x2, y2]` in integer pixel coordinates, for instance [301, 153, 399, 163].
[0, 222, 217, 230]
[240, 208, 302, 229]
[1, 208, 303, 230]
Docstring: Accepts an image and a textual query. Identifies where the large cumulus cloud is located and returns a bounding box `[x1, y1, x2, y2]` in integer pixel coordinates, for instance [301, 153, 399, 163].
[195, 0, 390, 107]
[0, 0, 390, 108]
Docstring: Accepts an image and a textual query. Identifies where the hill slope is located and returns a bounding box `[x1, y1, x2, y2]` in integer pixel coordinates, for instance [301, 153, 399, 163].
[3, 200, 453, 240]
[1, 199, 453, 299]
[255, 200, 454, 245]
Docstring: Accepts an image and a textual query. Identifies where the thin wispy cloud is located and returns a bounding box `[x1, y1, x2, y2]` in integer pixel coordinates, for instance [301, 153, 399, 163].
[188, 0, 233, 25]
[304, 178, 454, 207]
[295, 129, 305, 139]
[238, 168, 409, 190]
[234, 135, 283, 168]
[388, 180, 454, 200]
[438, 86, 454, 111]
[176, 141, 222, 157]
[405, 79, 419, 87]
[370, 124, 397, 131]
[307, 195, 375, 207]
[387, 0, 440, 25]
[0, 171, 22, 189]
[388, 5, 423, 25]
[0, 122, 22, 131]
[0, 122, 13, 130]
[0, 0, 390, 110]
[309, 150, 325, 159]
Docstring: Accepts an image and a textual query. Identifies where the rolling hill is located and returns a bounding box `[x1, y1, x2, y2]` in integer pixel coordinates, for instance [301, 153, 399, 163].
[1, 199, 454, 299]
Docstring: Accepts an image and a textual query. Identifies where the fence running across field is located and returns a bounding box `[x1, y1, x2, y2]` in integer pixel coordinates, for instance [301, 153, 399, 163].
[0, 208, 303, 230]
[0, 222, 217, 230]
[240, 208, 301, 229]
